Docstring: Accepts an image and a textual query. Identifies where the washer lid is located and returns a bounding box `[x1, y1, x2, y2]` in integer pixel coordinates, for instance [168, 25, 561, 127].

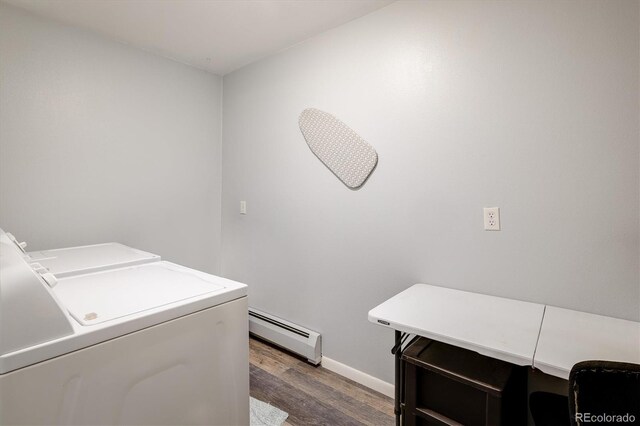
[53, 262, 225, 325]
[28, 243, 160, 278]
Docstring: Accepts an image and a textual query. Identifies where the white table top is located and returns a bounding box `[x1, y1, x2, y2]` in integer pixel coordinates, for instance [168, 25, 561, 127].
[368, 284, 546, 366]
[533, 306, 640, 380]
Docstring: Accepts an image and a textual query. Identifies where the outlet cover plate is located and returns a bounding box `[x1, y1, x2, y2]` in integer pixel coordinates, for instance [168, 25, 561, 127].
[484, 207, 500, 231]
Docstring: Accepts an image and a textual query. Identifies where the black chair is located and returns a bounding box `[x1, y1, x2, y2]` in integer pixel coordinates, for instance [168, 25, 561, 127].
[569, 360, 640, 426]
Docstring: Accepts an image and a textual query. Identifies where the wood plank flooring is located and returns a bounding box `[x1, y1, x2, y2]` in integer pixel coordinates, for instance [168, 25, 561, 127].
[249, 337, 395, 426]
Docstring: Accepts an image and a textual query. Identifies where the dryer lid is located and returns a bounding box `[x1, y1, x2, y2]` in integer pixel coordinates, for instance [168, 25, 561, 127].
[28, 243, 160, 278]
[52, 262, 226, 325]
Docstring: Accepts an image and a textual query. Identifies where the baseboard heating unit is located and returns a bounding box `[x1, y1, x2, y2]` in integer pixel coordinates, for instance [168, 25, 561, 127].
[248, 308, 321, 365]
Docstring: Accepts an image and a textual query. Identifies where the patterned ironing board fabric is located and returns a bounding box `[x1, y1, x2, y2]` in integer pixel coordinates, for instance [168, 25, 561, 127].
[299, 108, 378, 189]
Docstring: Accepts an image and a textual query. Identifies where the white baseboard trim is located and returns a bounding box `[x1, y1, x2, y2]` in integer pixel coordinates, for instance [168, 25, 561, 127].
[321, 356, 394, 398]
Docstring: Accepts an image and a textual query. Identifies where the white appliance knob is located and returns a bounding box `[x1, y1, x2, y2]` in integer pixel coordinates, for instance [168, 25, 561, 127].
[40, 272, 58, 288]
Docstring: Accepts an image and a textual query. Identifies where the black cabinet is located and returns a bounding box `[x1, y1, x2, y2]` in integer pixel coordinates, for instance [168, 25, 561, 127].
[401, 337, 527, 426]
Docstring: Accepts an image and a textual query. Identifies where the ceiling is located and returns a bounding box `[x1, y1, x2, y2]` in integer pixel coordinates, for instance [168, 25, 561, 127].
[2, 0, 394, 75]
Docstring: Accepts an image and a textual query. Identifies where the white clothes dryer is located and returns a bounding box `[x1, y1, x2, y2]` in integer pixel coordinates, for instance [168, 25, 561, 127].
[0, 228, 249, 425]
[7, 230, 160, 278]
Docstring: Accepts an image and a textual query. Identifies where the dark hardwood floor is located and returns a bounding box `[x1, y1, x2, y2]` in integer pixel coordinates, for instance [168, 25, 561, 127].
[249, 337, 395, 426]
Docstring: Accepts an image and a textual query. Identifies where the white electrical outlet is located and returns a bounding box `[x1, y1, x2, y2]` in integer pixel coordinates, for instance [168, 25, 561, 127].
[484, 207, 500, 231]
[240, 201, 247, 215]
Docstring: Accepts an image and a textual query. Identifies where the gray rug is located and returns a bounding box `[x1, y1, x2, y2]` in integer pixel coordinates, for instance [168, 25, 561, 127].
[250, 397, 289, 426]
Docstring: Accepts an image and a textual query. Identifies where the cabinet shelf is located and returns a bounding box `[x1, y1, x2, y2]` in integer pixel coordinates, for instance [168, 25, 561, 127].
[401, 337, 527, 426]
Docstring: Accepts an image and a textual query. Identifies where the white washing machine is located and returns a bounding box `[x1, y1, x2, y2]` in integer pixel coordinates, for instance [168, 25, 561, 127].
[5, 231, 160, 277]
[0, 229, 249, 425]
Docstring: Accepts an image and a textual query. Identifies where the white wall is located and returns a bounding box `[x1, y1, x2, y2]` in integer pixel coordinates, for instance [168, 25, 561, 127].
[0, 4, 223, 273]
[222, 0, 640, 383]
